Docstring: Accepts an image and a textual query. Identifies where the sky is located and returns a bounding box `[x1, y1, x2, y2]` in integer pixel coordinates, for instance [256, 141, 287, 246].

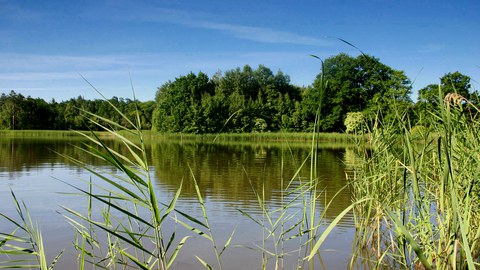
[1, 0, 479, 102]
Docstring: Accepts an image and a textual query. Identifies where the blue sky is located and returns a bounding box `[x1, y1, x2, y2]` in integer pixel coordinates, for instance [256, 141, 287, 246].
[1, 0, 479, 101]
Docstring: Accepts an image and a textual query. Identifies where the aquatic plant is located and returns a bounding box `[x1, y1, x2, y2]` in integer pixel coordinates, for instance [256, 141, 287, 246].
[0, 190, 62, 269]
[348, 89, 480, 269]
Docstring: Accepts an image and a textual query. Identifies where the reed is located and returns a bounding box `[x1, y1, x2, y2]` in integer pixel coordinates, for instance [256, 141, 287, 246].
[348, 89, 480, 269]
[54, 86, 192, 269]
[0, 190, 63, 269]
[171, 168, 236, 270]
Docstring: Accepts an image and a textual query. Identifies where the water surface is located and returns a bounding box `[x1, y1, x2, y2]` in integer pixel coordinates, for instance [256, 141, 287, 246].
[0, 137, 357, 269]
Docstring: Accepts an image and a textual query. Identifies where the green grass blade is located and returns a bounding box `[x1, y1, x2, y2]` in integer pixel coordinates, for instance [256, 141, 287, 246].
[61, 206, 155, 256]
[195, 256, 214, 270]
[0, 265, 40, 269]
[166, 236, 190, 269]
[219, 226, 236, 257]
[56, 155, 147, 202]
[0, 214, 24, 234]
[118, 249, 151, 270]
[173, 217, 212, 241]
[306, 198, 369, 261]
[60, 180, 153, 228]
[165, 232, 176, 253]
[236, 209, 262, 227]
[169, 207, 209, 229]
[161, 181, 182, 224]
[384, 207, 432, 270]
[148, 178, 161, 227]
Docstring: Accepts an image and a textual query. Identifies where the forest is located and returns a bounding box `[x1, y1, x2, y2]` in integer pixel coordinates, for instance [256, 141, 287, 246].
[0, 53, 476, 133]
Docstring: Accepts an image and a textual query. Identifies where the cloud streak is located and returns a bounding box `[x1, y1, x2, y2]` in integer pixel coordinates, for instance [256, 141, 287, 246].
[0, 50, 322, 100]
[417, 43, 447, 53]
[0, 50, 318, 74]
[97, 2, 331, 47]
[189, 21, 331, 46]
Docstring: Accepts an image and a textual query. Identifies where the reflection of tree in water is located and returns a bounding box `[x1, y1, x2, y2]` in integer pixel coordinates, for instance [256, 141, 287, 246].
[0, 138, 354, 222]
[150, 142, 353, 221]
[0, 139, 75, 173]
[0, 138, 129, 175]
[151, 143, 293, 201]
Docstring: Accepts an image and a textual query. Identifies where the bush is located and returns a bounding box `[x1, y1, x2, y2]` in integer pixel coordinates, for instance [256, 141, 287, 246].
[344, 112, 365, 133]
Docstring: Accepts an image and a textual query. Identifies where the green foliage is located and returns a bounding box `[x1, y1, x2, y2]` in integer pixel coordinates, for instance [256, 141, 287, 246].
[0, 91, 154, 130]
[152, 72, 214, 133]
[304, 53, 411, 132]
[152, 65, 302, 134]
[0, 91, 57, 130]
[416, 71, 475, 126]
[253, 118, 267, 132]
[2, 55, 477, 135]
[344, 111, 365, 133]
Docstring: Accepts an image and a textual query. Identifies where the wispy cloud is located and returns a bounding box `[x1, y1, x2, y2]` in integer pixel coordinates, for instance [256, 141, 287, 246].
[0, 50, 319, 75]
[0, 50, 322, 100]
[188, 21, 331, 46]
[418, 43, 447, 53]
[94, 1, 332, 47]
[1, 54, 122, 71]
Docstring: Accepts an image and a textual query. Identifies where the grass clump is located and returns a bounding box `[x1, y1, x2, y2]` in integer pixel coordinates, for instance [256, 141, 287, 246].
[0, 190, 63, 269]
[348, 90, 480, 269]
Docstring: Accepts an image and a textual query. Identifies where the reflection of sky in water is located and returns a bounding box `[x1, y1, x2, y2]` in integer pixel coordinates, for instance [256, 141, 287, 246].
[0, 138, 357, 269]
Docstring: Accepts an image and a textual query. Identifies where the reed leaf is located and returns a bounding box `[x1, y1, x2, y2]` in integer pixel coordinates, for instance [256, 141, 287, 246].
[168, 207, 209, 230]
[56, 153, 147, 202]
[166, 236, 190, 269]
[172, 217, 212, 241]
[118, 249, 151, 270]
[384, 207, 432, 270]
[195, 256, 214, 270]
[60, 180, 153, 228]
[148, 178, 161, 226]
[219, 226, 236, 257]
[0, 190, 62, 270]
[61, 206, 155, 257]
[306, 198, 369, 261]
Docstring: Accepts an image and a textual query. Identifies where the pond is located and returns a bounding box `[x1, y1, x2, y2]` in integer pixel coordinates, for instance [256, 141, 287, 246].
[0, 136, 359, 269]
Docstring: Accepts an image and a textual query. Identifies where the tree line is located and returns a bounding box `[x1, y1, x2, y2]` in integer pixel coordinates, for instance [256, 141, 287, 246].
[1, 53, 476, 133]
[0, 93, 155, 131]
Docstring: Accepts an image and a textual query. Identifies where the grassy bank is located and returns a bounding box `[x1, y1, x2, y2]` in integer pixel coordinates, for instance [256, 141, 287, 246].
[0, 130, 88, 138]
[0, 129, 362, 143]
[135, 130, 362, 144]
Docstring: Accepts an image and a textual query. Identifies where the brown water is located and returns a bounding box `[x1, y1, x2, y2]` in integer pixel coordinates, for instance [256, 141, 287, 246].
[0, 137, 359, 269]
